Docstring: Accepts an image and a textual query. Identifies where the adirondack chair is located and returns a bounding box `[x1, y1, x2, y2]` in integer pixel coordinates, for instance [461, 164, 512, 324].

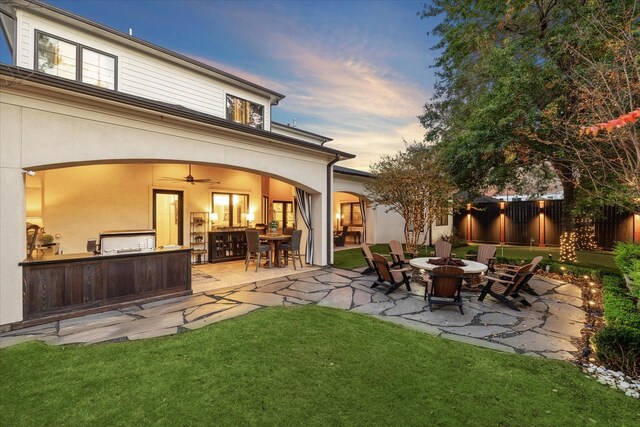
[371, 253, 412, 295]
[478, 263, 534, 311]
[388, 239, 409, 268]
[494, 255, 543, 295]
[360, 243, 376, 275]
[424, 266, 466, 314]
[476, 244, 497, 271]
[434, 240, 452, 258]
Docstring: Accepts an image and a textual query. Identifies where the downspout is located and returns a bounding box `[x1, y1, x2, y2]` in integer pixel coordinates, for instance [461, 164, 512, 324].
[327, 154, 341, 266]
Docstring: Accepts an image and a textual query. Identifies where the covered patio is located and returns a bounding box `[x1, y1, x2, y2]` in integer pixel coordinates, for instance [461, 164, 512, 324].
[1, 267, 585, 361]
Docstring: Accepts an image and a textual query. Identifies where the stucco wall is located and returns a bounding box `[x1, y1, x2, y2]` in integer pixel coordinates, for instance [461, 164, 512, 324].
[0, 86, 331, 326]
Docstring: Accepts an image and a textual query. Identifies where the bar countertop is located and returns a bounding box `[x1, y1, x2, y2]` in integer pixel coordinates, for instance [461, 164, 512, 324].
[20, 246, 192, 266]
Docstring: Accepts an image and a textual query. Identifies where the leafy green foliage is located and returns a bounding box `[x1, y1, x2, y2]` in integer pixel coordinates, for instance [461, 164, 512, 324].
[2, 306, 639, 425]
[365, 142, 456, 254]
[601, 275, 640, 329]
[594, 274, 640, 373]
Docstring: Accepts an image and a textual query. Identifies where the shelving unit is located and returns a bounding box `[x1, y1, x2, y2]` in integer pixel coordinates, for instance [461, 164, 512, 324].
[190, 212, 209, 264]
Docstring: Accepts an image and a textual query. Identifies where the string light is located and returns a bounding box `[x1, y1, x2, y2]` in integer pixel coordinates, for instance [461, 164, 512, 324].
[575, 217, 599, 251]
[559, 231, 577, 262]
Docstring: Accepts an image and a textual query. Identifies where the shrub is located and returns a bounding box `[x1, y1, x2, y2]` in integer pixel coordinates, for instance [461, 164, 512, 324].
[600, 275, 640, 329]
[439, 227, 468, 248]
[593, 274, 640, 374]
[613, 242, 640, 274]
[593, 325, 640, 374]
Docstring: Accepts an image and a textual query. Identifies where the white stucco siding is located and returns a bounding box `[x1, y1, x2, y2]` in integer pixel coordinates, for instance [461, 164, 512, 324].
[0, 87, 331, 325]
[15, 9, 272, 129]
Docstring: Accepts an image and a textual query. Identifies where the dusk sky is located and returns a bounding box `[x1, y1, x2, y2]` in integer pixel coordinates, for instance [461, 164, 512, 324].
[27, 1, 441, 170]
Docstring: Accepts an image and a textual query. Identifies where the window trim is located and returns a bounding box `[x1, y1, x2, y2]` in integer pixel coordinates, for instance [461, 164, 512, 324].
[340, 202, 363, 227]
[34, 30, 117, 90]
[79, 45, 118, 90]
[211, 192, 250, 227]
[436, 209, 449, 226]
[225, 93, 264, 130]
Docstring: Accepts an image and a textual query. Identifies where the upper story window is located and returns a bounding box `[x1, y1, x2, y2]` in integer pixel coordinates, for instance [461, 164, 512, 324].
[226, 94, 263, 129]
[36, 33, 77, 80]
[35, 31, 116, 90]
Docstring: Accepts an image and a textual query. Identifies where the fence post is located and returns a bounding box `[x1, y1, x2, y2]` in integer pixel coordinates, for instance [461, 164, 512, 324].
[538, 200, 545, 247]
[499, 202, 505, 244]
[466, 203, 472, 242]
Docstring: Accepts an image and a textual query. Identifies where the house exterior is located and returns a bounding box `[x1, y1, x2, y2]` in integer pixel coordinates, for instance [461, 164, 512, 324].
[0, 1, 445, 327]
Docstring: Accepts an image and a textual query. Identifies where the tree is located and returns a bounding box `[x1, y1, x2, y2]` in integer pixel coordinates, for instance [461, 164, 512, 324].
[419, 0, 636, 261]
[365, 142, 456, 254]
[560, 3, 640, 210]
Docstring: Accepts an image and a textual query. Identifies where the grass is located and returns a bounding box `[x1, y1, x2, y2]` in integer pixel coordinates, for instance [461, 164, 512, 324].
[335, 243, 618, 272]
[1, 306, 639, 426]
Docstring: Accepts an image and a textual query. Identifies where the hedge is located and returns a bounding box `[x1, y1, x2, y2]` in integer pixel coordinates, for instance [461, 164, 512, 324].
[593, 274, 640, 373]
[613, 242, 640, 298]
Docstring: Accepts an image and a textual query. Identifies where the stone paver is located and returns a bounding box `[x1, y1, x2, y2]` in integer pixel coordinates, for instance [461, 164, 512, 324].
[185, 302, 236, 323]
[318, 287, 353, 310]
[0, 271, 587, 363]
[478, 312, 519, 325]
[224, 291, 285, 306]
[494, 331, 579, 353]
[182, 304, 260, 330]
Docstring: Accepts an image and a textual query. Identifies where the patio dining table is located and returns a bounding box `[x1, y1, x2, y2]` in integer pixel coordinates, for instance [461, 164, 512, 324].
[259, 234, 291, 268]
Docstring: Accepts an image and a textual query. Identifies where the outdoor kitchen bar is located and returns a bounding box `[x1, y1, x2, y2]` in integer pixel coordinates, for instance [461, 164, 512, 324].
[19, 230, 192, 322]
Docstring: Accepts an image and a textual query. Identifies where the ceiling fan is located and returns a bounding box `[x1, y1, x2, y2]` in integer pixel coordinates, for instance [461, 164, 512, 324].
[159, 164, 220, 185]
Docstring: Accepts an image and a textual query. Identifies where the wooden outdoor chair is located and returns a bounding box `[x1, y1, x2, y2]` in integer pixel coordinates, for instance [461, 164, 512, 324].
[245, 230, 272, 272]
[388, 239, 410, 268]
[334, 225, 348, 247]
[434, 240, 452, 258]
[360, 243, 376, 275]
[478, 263, 534, 311]
[476, 244, 497, 271]
[371, 253, 412, 295]
[494, 255, 543, 295]
[424, 266, 466, 314]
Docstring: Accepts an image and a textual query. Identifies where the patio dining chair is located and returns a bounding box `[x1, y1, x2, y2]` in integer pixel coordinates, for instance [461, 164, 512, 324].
[280, 229, 304, 270]
[434, 240, 452, 258]
[371, 253, 412, 295]
[424, 266, 466, 314]
[245, 230, 271, 272]
[478, 263, 534, 311]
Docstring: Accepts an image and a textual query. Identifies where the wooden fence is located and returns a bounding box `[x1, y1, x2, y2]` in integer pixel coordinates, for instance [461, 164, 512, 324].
[452, 200, 639, 250]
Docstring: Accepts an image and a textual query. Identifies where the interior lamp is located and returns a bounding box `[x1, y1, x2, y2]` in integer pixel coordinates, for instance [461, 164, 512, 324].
[246, 212, 255, 227]
[210, 212, 219, 228]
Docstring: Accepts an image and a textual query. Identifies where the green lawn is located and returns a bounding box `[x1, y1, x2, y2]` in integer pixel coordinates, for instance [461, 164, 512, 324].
[335, 243, 618, 272]
[1, 306, 638, 426]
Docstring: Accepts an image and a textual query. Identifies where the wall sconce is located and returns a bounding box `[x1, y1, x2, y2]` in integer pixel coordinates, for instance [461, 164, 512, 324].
[499, 202, 505, 211]
[23, 170, 36, 176]
[538, 200, 545, 211]
[246, 212, 255, 227]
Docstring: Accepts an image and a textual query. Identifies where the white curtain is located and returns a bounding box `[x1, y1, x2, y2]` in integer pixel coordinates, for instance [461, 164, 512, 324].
[295, 188, 313, 264]
[359, 198, 367, 244]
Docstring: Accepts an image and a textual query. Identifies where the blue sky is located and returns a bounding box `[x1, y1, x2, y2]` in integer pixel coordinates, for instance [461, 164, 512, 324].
[10, 0, 442, 170]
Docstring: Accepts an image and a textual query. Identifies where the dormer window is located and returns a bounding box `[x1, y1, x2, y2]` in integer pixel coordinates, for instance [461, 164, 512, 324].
[35, 31, 116, 90]
[226, 94, 263, 129]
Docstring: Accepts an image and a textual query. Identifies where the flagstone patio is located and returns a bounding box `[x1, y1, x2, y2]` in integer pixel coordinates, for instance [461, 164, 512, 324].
[0, 268, 585, 361]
